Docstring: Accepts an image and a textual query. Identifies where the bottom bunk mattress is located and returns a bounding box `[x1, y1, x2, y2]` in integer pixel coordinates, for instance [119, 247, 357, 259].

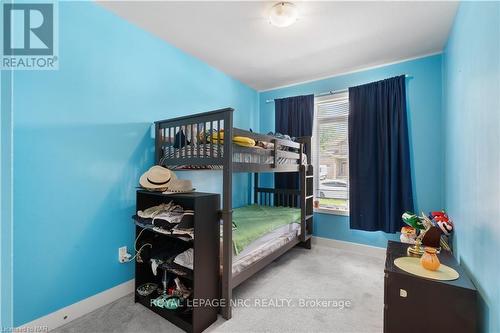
[230, 204, 301, 274]
[232, 222, 300, 274]
[173, 205, 301, 274]
[231, 205, 301, 255]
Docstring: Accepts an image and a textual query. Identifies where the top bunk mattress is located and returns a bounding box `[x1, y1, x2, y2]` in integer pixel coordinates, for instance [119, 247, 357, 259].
[160, 143, 307, 170]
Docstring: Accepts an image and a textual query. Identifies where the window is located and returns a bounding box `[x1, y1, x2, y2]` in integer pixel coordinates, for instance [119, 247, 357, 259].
[313, 93, 349, 214]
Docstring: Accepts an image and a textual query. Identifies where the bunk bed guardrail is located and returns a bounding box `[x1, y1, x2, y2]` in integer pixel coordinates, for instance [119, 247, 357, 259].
[154, 108, 304, 171]
[155, 108, 231, 167]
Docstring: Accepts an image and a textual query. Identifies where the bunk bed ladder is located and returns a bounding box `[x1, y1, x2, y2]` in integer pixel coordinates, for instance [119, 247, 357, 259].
[300, 142, 313, 249]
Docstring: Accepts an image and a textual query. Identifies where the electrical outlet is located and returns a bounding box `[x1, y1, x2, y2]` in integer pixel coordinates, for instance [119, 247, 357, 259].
[118, 246, 129, 263]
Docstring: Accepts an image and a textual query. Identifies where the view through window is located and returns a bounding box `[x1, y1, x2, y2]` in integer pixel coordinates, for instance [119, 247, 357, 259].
[313, 93, 349, 213]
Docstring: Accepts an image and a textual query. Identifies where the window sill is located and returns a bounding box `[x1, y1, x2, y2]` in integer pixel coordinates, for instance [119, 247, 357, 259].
[314, 208, 349, 216]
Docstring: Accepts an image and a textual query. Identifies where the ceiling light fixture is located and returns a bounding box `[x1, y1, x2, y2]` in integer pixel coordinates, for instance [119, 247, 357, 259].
[269, 2, 298, 28]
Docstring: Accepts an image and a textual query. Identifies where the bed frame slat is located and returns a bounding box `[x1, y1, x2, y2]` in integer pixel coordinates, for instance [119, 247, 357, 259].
[210, 121, 213, 158]
[197, 123, 201, 157]
[190, 123, 194, 157]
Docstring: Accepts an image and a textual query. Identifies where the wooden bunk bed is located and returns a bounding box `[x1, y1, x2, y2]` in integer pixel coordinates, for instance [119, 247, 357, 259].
[154, 107, 314, 319]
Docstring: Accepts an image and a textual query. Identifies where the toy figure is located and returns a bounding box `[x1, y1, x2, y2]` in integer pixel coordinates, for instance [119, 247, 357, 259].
[402, 210, 454, 255]
[400, 226, 417, 244]
[429, 211, 454, 236]
[402, 211, 425, 230]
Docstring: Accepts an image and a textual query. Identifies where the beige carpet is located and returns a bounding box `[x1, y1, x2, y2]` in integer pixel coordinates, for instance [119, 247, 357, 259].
[53, 243, 385, 333]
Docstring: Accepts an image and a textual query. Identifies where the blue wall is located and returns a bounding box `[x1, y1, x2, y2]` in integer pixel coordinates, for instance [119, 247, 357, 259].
[259, 55, 444, 248]
[1, 70, 14, 328]
[6, 2, 257, 326]
[443, 2, 500, 332]
[6, 2, 498, 329]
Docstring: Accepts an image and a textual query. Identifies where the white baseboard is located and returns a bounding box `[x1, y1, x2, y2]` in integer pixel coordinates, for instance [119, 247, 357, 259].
[312, 236, 386, 258]
[17, 279, 135, 332]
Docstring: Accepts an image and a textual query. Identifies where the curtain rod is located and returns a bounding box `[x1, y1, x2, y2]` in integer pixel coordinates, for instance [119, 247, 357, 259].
[265, 74, 413, 103]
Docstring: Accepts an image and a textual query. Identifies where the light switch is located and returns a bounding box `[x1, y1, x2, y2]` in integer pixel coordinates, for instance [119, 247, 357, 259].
[399, 289, 407, 298]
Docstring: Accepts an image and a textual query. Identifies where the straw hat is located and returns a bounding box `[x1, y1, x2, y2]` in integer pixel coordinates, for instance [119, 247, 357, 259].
[139, 166, 176, 190]
[163, 179, 195, 194]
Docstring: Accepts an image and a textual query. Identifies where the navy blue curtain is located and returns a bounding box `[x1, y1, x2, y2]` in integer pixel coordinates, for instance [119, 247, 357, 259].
[274, 94, 314, 190]
[348, 76, 413, 233]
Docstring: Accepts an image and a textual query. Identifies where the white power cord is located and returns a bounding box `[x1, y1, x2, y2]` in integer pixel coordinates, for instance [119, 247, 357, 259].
[123, 228, 152, 263]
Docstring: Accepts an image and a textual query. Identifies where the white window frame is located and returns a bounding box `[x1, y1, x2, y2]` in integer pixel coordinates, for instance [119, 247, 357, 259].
[313, 92, 349, 216]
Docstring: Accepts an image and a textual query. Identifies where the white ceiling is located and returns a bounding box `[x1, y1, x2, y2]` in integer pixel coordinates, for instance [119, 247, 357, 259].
[98, 1, 458, 91]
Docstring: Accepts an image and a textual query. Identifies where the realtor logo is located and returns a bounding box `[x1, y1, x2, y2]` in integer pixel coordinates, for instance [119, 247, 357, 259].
[3, 3, 53, 55]
[1, 2, 58, 69]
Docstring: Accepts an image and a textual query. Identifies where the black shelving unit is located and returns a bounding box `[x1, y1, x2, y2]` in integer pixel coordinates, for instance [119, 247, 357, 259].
[134, 190, 220, 333]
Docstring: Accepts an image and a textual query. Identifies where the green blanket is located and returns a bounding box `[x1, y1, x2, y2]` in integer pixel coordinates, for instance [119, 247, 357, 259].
[232, 205, 301, 255]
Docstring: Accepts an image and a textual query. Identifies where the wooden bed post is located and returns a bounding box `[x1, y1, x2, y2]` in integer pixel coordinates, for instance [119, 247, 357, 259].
[221, 110, 233, 319]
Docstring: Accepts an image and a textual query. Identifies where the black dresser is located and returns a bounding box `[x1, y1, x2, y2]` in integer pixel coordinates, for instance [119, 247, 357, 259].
[384, 241, 477, 333]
